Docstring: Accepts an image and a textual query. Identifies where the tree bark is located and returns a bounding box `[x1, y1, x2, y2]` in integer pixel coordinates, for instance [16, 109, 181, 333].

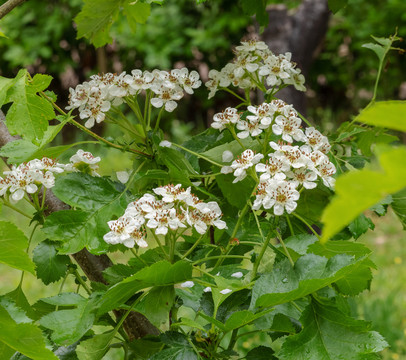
[0, 0, 27, 19]
[0, 111, 159, 340]
[260, 0, 330, 115]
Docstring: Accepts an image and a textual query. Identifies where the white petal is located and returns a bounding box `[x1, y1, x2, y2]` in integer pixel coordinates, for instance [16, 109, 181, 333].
[231, 272, 243, 278]
[220, 288, 232, 295]
[180, 281, 194, 288]
[222, 150, 234, 163]
[116, 171, 130, 184]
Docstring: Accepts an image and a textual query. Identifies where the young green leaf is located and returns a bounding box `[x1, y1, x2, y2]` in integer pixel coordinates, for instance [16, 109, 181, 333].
[391, 188, 406, 230]
[327, 0, 348, 14]
[321, 146, 406, 242]
[4, 69, 54, 143]
[0, 222, 35, 274]
[355, 101, 406, 132]
[76, 331, 116, 360]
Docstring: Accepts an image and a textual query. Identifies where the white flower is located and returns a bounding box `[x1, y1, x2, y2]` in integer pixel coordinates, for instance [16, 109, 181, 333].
[222, 150, 234, 163]
[231, 271, 243, 278]
[7, 168, 38, 202]
[103, 217, 146, 248]
[159, 140, 172, 148]
[211, 107, 240, 131]
[270, 142, 310, 169]
[65, 149, 101, 176]
[236, 116, 268, 139]
[286, 168, 317, 189]
[145, 206, 186, 236]
[150, 85, 183, 112]
[265, 180, 300, 215]
[186, 201, 227, 234]
[206, 69, 222, 99]
[220, 288, 232, 295]
[304, 127, 330, 152]
[235, 39, 269, 54]
[203, 287, 212, 293]
[153, 184, 194, 205]
[180, 281, 195, 288]
[116, 171, 130, 184]
[255, 153, 290, 181]
[247, 103, 274, 127]
[230, 149, 264, 183]
[316, 160, 336, 189]
[272, 113, 305, 143]
[176, 68, 202, 94]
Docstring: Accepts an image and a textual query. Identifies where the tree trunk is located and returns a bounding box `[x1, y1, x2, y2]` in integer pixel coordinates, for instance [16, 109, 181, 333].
[260, 0, 330, 115]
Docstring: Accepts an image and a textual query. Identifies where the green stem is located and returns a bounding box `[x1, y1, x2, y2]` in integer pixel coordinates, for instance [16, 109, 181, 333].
[2, 201, 32, 219]
[296, 110, 313, 127]
[227, 329, 239, 351]
[40, 187, 47, 210]
[291, 212, 321, 240]
[213, 202, 250, 269]
[170, 142, 223, 168]
[286, 215, 295, 237]
[192, 255, 250, 265]
[151, 231, 170, 260]
[251, 204, 273, 279]
[19, 223, 39, 287]
[192, 266, 216, 279]
[220, 87, 247, 103]
[154, 107, 164, 132]
[227, 125, 245, 150]
[130, 248, 148, 266]
[276, 230, 294, 267]
[181, 233, 205, 260]
[73, 269, 91, 295]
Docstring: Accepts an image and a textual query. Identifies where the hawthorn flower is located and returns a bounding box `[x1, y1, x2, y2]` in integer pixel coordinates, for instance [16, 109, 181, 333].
[236, 115, 268, 139]
[304, 127, 331, 152]
[175, 68, 202, 94]
[103, 217, 147, 248]
[153, 184, 194, 205]
[65, 149, 101, 176]
[247, 103, 274, 127]
[211, 107, 240, 131]
[150, 85, 183, 112]
[228, 149, 264, 183]
[270, 142, 310, 169]
[255, 153, 290, 181]
[186, 201, 227, 234]
[5, 167, 38, 202]
[316, 160, 336, 188]
[286, 168, 318, 189]
[235, 39, 269, 54]
[206, 69, 222, 99]
[261, 180, 300, 215]
[272, 113, 305, 142]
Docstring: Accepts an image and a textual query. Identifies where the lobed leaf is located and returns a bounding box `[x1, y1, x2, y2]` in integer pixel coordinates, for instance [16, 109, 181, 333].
[0, 222, 35, 274]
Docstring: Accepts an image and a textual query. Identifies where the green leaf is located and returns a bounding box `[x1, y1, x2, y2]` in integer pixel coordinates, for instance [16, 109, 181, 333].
[97, 260, 192, 315]
[30, 74, 53, 92]
[41, 293, 85, 307]
[148, 347, 197, 360]
[224, 309, 273, 331]
[0, 305, 58, 360]
[39, 295, 99, 346]
[32, 241, 70, 285]
[75, 0, 120, 47]
[278, 297, 388, 359]
[102, 264, 136, 285]
[246, 346, 277, 360]
[76, 331, 115, 360]
[240, 0, 269, 27]
[0, 139, 39, 164]
[5, 69, 54, 142]
[391, 188, 406, 229]
[251, 254, 364, 309]
[0, 76, 16, 107]
[321, 145, 406, 242]
[348, 214, 375, 239]
[123, 1, 151, 30]
[43, 173, 132, 254]
[136, 286, 174, 327]
[355, 101, 406, 132]
[216, 173, 255, 208]
[327, 0, 348, 14]
[0, 222, 35, 274]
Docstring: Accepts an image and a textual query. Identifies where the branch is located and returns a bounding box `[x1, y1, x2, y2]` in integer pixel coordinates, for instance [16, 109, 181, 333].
[0, 111, 158, 339]
[0, 0, 27, 20]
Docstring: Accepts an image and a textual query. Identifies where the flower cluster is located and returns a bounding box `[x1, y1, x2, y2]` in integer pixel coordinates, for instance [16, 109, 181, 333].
[206, 39, 305, 99]
[103, 184, 227, 248]
[216, 101, 335, 216]
[67, 68, 202, 128]
[0, 149, 101, 202]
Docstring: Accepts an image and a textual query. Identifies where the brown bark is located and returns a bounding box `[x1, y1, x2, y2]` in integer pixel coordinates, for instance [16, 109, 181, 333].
[0, 111, 158, 339]
[260, 0, 330, 115]
[0, 0, 27, 19]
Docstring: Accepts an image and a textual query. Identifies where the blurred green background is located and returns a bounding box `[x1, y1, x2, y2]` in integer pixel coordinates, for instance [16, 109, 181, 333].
[0, 0, 405, 358]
